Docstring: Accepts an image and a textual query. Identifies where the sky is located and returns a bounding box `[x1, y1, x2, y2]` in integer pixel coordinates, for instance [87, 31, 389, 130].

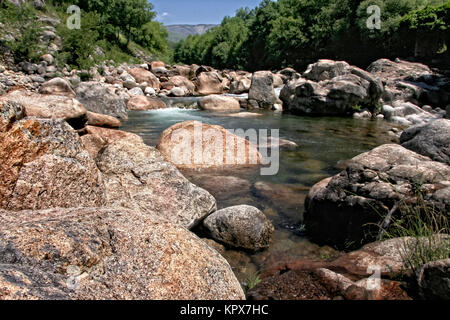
[151, 0, 263, 25]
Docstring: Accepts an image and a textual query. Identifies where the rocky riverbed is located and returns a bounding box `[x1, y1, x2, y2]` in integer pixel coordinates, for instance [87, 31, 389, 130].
[0, 42, 449, 300]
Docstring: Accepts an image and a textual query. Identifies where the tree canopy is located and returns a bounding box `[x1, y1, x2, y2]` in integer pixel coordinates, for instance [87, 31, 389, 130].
[174, 0, 449, 71]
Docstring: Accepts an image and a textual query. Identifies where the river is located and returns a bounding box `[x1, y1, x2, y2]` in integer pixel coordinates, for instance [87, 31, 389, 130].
[120, 98, 399, 284]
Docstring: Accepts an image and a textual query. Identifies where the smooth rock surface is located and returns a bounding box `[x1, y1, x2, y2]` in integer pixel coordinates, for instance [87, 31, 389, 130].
[400, 119, 450, 165]
[203, 205, 274, 251]
[198, 95, 241, 111]
[157, 120, 262, 169]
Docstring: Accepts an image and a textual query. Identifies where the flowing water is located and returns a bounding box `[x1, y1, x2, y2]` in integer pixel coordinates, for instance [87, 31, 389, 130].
[120, 98, 400, 284]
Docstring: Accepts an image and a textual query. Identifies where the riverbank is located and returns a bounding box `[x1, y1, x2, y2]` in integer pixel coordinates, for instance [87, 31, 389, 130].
[0, 51, 449, 300]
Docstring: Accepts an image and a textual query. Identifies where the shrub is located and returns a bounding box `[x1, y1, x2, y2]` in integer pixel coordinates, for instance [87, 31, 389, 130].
[380, 182, 450, 274]
[0, 2, 43, 62]
[56, 11, 100, 69]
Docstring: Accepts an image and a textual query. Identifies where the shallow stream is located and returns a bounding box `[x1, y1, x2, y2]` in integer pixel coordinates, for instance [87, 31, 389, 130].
[120, 99, 399, 284]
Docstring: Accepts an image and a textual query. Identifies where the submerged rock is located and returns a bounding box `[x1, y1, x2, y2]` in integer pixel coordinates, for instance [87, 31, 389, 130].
[247, 269, 334, 300]
[0, 207, 245, 300]
[191, 175, 251, 201]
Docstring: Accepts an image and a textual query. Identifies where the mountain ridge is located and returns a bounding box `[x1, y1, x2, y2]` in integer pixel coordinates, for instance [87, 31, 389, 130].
[166, 24, 217, 43]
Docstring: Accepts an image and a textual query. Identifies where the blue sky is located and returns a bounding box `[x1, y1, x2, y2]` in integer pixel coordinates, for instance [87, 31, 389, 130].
[151, 0, 263, 25]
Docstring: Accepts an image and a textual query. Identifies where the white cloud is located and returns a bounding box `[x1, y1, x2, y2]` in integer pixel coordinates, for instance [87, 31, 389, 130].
[156, 12, 170, 21]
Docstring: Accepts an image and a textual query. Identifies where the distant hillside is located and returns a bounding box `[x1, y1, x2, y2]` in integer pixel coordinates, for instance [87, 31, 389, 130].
[166, 24, 217, 43]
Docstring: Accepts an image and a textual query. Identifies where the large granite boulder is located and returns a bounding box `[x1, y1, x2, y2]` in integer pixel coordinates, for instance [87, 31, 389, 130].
[203, 205, 274, 251]
[198, 95, 241, 111]
[248, 71, 281, 109]
[304, 144, 450, 249]
[157, 120, 262, 169]
[128, 67, 160, 89]
[0, 89, 87, 129]
[367, 58, 450, 108]
[195, 71, 224, 95]
[0, 117, 106, 211]
[39, 77, 75, 97]
[281, 60, 383, 116]
[0, 207, 245, 300]
[75, 82, 128, 119]
[400, 119, 450, 165]
[96, 136, 217, 229]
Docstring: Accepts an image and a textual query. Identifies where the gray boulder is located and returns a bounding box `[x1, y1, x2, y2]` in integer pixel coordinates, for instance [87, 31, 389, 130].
[400, 119, 450, 165]
[304, 144, 450, 249]
[203, 205, 274, 251]
[248, 71, 281, 109]
[281, 60, 383, 116]
[75, 82, 128, 119]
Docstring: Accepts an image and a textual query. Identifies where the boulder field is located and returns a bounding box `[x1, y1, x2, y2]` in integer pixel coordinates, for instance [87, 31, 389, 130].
[3, 54, 449, 127]
[0, 97, 255, 300]
[1, 52, 449, 300]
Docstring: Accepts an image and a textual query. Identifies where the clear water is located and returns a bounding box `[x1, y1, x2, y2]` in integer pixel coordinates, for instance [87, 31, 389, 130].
[120, 103, 399, 283]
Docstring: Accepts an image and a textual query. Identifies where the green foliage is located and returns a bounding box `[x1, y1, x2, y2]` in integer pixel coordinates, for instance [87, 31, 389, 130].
[56, 11, 100, 69]
[351, 104, 362, 112]
[0, 2, 43, 62]
[133, 21, 169, 56]
[174, 0, 450, 71]
[380, 180, 450, 274]
[8, 0, 170, 68]
[245, 272, 262, 290]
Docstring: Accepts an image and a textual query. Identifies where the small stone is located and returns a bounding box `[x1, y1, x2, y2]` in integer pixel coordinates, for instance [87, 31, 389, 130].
[203, 205, 274, 251]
